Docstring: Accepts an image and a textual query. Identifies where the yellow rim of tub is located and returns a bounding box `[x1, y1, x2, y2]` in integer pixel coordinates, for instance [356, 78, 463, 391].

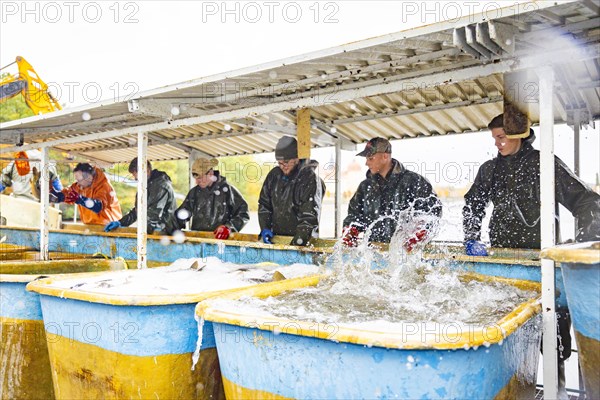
[541, 241, 600, 264]
[0, 259, 128, 283]
[196, 273, 541, 350]
[25, 264, 321, 306]
[3, 225, 546, 260]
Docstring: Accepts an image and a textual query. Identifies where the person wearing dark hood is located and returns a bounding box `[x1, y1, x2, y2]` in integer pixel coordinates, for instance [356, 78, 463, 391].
[463, 113, 600, 399]
[104, 158, 177, 234]
[174, 157, 249, 239]
[258, 136, 326, 246]
[342, 137, 442, 249]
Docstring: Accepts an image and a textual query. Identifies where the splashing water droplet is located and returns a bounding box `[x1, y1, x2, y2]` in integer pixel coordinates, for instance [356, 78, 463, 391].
[177, 209, 190, 220]
[172, 231, 186, 244]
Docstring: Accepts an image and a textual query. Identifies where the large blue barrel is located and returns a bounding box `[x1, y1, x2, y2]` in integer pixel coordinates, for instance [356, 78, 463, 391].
[542, 242, 600, 400]
[196, 274, 542, 399]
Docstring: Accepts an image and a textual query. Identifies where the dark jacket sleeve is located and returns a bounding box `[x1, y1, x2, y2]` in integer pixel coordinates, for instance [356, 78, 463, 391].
[463, 161, 494, 242]
[119, 195, 138, 228]
[258, 172, 274, 231]
[120, 179, 174, 233]
[227, 185, 250, 232]
[343, 181, 368, 230]
[292, 172, 323, 245]
[555, 157, 600, 242]
[412, 175, 443, 218]
[146, 182, 173, 233]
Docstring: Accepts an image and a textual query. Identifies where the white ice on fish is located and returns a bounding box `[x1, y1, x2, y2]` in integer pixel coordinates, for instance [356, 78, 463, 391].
[43, 257, 319, 296]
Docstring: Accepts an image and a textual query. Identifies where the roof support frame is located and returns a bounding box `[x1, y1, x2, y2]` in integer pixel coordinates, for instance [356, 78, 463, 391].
[2, 42, 598, 158]
[332, 96, 503, 125]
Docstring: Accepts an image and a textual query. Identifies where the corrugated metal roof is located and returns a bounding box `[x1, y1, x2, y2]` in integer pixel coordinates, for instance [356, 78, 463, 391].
[1, 0, 598, 163]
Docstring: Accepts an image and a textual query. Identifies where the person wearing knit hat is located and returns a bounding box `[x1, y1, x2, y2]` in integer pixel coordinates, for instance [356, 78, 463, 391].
[174, 157, 249, 239]
[258, 136, 326, 246]
[463, 112, 600, 400]
[342, 137, 442, 249]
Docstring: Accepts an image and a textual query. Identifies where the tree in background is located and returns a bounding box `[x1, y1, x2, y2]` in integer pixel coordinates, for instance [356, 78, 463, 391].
[216, 155, 270, 211]
[0, 92, 34, 122]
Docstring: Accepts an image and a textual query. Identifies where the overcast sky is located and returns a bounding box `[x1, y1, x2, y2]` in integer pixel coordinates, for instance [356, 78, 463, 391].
[1, 1, 598, 184]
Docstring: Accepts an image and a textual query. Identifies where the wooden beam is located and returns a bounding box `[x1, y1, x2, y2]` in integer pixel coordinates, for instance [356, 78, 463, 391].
[296, 109, 311, 159]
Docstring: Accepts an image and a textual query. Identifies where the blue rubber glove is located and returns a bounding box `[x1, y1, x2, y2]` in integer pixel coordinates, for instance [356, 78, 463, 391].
[258, 228, 274, 244]
[0, 182, 5, 193]
[104, 221, 122, 232]
[51, 178, 63, 191]
[465, 240, 488, 256]
[50, 188, 65, 203]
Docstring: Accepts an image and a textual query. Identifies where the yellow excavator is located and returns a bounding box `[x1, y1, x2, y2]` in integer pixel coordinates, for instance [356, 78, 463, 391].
[0, 56, 61, 115]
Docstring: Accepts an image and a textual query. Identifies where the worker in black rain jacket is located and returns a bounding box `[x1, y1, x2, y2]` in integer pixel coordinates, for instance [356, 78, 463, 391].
[104, 158, 178, 235]
[174, 157, 249, 239]
[463, 113, 600, 400]
[463, 113, 600, 253]
[258, 136, 326, 246]
[342, 137, 442, 249]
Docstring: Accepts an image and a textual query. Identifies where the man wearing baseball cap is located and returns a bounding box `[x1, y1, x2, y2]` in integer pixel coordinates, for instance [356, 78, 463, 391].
[343, 137, 442, 249]
[174, 157, 249, 239]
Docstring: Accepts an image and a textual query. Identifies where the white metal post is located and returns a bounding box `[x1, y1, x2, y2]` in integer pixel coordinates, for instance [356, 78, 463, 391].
[335, 141, 343, 238]
[39, 147, 49, 261]
[573, 110, 581, 238]
[137, 132, 148, 269]
[539, 67, 558, 399]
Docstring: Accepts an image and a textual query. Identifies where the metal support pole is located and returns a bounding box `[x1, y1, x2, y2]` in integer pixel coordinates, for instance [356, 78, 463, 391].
[189, 155, 195, 189]
[539, 67, 558, 400]
[573, 110, 581, 238]
[334, 141, 343, 238]
[137, 132, 148, 269]
[39, 147, 49, 261]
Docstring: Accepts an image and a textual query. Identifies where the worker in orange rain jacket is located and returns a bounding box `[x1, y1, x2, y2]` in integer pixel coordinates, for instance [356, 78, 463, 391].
[52, 163, 122, 225]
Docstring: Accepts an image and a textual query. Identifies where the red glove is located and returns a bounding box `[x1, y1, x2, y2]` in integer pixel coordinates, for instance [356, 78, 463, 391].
[64, 185, 81, 205]
[214, 225, 231, 240]
[404, 229, 428, 253]
[342, 226, 360, 247]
